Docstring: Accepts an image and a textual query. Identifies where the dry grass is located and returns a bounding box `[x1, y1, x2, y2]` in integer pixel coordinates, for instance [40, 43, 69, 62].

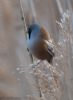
[0, 0, 73, 100]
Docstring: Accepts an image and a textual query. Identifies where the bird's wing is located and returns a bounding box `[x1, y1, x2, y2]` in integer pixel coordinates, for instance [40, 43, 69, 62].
[43, 40, 55, 57]
[40, 26, 54, 53]
[40, 26, 50, 40]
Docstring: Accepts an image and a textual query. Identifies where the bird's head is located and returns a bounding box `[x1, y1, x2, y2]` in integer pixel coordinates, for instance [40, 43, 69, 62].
[27, 23, 40, 39]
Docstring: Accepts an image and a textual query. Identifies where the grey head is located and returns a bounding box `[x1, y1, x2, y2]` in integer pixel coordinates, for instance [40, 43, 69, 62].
[27, 23, 40, 39]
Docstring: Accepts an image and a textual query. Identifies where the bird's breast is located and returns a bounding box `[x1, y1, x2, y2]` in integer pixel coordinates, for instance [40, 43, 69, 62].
[27, 36, 47, 60]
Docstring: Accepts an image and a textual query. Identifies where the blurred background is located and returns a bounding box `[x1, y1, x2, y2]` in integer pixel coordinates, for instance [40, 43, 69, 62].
[0, 0, 73, 100]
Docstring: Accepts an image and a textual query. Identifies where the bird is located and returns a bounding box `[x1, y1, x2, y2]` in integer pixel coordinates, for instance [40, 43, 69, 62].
[27, 23, 55, 64]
